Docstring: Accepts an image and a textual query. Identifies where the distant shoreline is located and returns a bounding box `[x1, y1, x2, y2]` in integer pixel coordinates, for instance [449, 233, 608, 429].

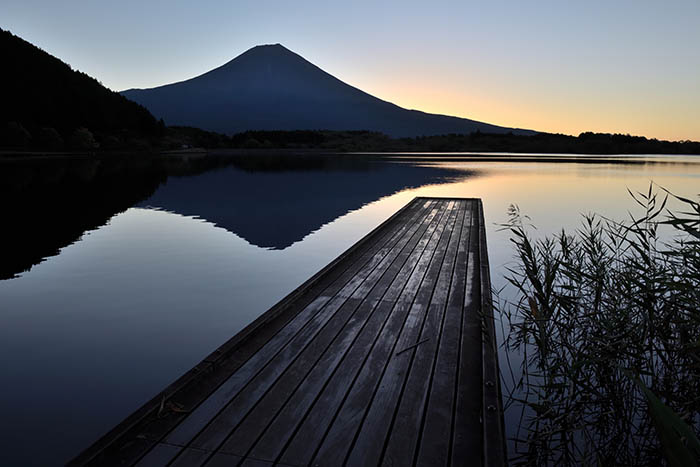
[4, 128, 700, 158]
[2, 148, 699, 165]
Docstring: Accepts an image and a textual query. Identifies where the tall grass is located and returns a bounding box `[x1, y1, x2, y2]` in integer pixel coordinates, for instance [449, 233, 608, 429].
[499, 185, 700, 465]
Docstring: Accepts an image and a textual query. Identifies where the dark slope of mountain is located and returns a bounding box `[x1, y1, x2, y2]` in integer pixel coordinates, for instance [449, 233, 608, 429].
[122, 44, 534, 138]
[0, 28, 160, 149]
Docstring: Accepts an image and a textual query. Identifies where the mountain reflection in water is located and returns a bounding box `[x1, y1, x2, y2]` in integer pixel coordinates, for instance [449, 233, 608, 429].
[0, 153, 472, 280]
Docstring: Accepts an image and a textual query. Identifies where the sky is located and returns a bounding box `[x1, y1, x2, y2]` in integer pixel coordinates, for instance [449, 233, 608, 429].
[3, 0, 699, 141]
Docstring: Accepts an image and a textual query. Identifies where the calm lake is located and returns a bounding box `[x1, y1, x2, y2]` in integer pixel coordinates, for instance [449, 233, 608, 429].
[1, 153, 699, 465]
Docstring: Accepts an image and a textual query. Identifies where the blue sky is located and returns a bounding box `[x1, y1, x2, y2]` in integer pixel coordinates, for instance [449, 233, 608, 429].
[3, 0, 699, 140]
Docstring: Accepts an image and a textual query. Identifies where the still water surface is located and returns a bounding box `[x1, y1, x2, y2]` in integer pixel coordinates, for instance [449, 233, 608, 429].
[1, 153, 698, 465]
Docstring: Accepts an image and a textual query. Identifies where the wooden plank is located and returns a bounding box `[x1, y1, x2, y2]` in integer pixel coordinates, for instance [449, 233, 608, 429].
[414, 200, 474, 466]
[168, 448, 212, 467]
[307, 201, 460, 466]
[344, 200, 467, 466]
[381, 201, 473, 467]
[201, 452, 244, 466]
[451, 199, 485, 465]
[133, 443, 182, 467]
[236, 458, 274, 467]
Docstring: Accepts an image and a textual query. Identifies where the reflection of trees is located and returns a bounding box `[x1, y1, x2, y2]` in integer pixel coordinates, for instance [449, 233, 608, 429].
[0, 153, 248, 279]
[0, 156, 165, 279]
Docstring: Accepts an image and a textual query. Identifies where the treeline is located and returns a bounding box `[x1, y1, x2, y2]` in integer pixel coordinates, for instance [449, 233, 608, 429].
[0, 28, 163, 151]
[403, 131, 700, 154]
[160, 129, 700, 155]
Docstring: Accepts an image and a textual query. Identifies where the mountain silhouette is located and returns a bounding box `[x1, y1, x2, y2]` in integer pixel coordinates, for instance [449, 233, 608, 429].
[122, 44, 534, 138]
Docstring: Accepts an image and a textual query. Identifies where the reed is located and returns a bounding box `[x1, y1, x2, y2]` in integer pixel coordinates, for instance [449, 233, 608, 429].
[499, 184, 700, 465]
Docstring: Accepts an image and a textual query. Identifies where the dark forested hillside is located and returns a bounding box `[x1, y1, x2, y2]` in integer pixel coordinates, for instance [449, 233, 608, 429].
[167, 128, 700, 155]
[0, 28, 162, 150]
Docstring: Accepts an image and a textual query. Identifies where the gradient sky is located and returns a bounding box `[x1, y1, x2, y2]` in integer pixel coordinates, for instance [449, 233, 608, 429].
[3, 0, 699, 140]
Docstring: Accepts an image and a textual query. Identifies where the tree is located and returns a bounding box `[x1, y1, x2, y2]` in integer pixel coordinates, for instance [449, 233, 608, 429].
[2, 121, 32, 147]
[38, 127, 64, 150]
[70, 127, 98, 150]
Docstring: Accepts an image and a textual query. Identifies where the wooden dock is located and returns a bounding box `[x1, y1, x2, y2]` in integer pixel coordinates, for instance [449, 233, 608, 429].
[71, 197, 505, 467]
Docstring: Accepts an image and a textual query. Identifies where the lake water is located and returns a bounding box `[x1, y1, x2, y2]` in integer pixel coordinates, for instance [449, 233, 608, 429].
[1, 153, 698, 465]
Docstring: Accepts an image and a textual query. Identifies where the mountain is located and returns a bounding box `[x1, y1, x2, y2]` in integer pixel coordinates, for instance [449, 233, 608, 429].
[122, 44, 534, 138]
[0, 28, 160, 149]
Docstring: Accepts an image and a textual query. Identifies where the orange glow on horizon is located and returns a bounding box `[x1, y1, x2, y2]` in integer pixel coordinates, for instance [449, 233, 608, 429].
[353, 78, 699, 142]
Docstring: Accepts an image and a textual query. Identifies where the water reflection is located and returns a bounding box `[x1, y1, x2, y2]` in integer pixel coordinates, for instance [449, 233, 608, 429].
[138, 155, 470, 249]
[0, 154, 469, 280]
[0, 156, 164, 280]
